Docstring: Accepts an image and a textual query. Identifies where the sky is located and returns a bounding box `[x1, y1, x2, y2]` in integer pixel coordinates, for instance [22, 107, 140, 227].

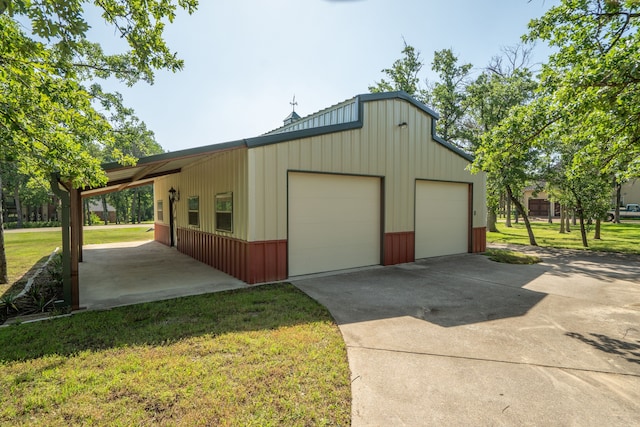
[90, 0, 560, 153]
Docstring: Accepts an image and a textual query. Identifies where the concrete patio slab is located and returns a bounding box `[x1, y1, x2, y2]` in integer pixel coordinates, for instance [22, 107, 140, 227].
[79, 240, 247, 310]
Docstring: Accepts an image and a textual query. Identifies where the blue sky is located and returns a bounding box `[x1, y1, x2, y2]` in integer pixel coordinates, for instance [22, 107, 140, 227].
[92, 0, 559, 153]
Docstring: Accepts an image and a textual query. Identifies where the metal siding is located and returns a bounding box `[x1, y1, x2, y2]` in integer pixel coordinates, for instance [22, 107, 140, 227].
[249, 98, 486, 242]
[154, 148, 249, 241]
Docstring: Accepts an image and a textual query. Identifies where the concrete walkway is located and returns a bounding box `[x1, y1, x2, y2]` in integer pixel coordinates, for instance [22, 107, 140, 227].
[79, 240, 246, 310]
[293, 246, 640, 426]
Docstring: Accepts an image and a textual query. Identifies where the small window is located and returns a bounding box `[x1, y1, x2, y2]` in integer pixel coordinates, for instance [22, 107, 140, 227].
[215, 192, 233, 232]
[157, 200, 164, 222]
[188, 196, 199, 227]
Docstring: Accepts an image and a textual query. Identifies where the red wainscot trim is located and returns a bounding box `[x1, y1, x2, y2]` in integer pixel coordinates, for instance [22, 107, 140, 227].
[246, 240, 288, 284]
[383, 232, 415, 266]
[472, 227, 487, 253]
[155, 223, 171, 246]
[175, 227, 287, 284]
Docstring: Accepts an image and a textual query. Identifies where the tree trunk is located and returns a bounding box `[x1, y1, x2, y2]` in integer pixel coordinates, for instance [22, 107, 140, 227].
[574, 195, 589, 247]
[0, 174, 8, 284]
[13, 182, 23, 228]
[101, 195, 109, 225]
[487, 207, 498, 232]
[559, 205, 566, 233]
[594, 218, 601, 240]
[614, 182, 622, 223]
[130, 189, 137, 224]
[506, 185, 537, 246]
[505, 196, 512, 227]
[137, 190, 142, 223]
[565, 208, 571, 232]
[83, 198, 91, 226]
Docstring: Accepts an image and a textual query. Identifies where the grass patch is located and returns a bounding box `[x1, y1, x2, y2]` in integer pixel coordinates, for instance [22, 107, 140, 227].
[2, 227, 152, 295]
[0, 284, 351, 426]
[484, 248, 541, 264]
[488, 221, 640, 254]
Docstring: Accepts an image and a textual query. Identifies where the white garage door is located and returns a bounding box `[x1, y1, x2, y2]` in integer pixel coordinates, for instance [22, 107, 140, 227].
[288, 172, 381, 276]
[415, 181, 469, 259]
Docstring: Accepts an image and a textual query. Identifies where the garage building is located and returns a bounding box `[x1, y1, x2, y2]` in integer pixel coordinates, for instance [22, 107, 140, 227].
[97, 91, 487, 284]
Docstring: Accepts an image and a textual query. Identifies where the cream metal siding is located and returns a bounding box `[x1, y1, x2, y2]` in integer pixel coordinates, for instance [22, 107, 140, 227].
[288, 172, 381, 276]
[154, 147, 249, 240]
[415, 181, 469, 258]
[248, 98, 486, 242]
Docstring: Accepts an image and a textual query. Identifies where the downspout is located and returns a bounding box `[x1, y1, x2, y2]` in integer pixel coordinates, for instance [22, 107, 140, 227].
[49, 174, 72, 309]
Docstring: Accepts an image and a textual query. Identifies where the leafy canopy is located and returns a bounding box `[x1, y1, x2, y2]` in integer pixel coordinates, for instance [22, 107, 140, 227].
[0, 0, 198, 188]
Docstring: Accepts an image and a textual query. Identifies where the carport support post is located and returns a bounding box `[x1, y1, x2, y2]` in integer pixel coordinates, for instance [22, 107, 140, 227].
[50, 176, 72, 308]
[169, 195, 175, 247]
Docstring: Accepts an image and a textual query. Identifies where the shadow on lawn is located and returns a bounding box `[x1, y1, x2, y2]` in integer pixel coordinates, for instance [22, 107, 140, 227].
[1, 255, 50, 298]
[0, 283, 329, 363]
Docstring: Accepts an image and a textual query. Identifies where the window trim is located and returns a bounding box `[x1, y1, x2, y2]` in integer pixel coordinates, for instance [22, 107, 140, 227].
[157, 200, 164, 222]
[188, 196, 199, 227]
[215, 192, 233, 232]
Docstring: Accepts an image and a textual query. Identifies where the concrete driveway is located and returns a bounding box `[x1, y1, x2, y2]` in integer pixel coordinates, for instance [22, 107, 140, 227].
[293, 246, 640, 426]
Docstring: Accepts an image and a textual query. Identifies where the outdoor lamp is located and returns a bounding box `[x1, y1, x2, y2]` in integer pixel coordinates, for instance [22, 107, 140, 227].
[169, 187, 179, 202]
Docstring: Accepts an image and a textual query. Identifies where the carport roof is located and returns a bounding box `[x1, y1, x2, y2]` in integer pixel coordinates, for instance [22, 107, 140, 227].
[82, 91, 473, 197]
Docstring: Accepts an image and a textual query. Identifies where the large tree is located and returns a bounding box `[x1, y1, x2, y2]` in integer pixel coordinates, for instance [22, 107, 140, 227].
[368, 40, 427, 101]
[0, 0, 198, 283]
[465, 46, 538, 232]
[526, 0, 640, 185]
[424, 49, 473, 147]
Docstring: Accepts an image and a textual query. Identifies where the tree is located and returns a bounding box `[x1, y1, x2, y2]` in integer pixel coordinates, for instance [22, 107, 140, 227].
[0, 1, 197, 283]
[526, 0, 640, 182]
[522, 0, 640, 246]
[465, 46, 537, 232]
[424, 49, 473, 147]
[369, 39, 427, 101]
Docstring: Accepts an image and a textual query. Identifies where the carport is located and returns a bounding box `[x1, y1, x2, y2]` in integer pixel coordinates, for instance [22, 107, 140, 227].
[50, 142, 241, 310]
[79, 240, 246, 310]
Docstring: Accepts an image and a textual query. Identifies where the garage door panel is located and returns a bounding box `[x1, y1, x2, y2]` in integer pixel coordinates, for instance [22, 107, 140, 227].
[415, 181, 469, 259]
[289, 172, 381, 276]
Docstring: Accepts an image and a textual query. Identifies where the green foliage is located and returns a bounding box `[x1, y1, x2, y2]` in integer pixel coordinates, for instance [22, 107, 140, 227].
[424, 49, 473, 145]
[1, 1, 196, 188]
[369, 40, 426, 99]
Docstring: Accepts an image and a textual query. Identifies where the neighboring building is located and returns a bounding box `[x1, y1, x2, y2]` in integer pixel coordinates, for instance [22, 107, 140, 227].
[87, 91, 487, 285]
[619, 179, 640, 206]
[522, 187, 560, 218]
[87, 199, 116, 223]
[524, 179, 640, 217]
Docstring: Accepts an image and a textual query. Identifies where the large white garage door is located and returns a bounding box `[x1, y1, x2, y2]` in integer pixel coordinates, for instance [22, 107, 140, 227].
[415, 181, 469, 259]
[288, 172, 381, 276]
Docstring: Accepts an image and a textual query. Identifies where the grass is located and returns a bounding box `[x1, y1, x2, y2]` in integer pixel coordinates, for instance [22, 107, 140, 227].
[488, 220, 640, 254]
[484, 248, 541, 264]
[2, 227, 153, 295]
[0, 284, 351, 426]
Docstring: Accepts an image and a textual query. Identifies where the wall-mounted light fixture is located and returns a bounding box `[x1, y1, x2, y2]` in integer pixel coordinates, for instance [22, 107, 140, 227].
[398, 121, 408, 128]
[169, 187, 180, 202]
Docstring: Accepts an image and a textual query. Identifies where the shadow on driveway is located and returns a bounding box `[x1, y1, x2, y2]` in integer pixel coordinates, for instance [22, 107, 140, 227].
[295, 253, 550, 327]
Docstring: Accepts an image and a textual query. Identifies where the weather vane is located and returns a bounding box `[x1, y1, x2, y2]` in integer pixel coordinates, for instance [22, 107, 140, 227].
[290, 95, 298, 113]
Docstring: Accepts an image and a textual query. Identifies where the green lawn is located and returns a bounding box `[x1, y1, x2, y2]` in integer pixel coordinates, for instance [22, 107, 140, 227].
[488, 220, 640, 254]
[0, 284, 351, 426]
[2, 227, 153, 294]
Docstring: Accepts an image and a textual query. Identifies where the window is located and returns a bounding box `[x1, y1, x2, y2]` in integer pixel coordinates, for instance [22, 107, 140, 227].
[188, 196, 199, 227]
[215, 192, 233, 232]
[157, 200, 164, 222]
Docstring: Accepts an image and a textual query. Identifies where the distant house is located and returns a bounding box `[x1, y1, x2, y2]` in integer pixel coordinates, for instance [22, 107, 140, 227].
[79, 91, 486, 299]
[523, 178, 640, 217]
[87, 199, 116, 223]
